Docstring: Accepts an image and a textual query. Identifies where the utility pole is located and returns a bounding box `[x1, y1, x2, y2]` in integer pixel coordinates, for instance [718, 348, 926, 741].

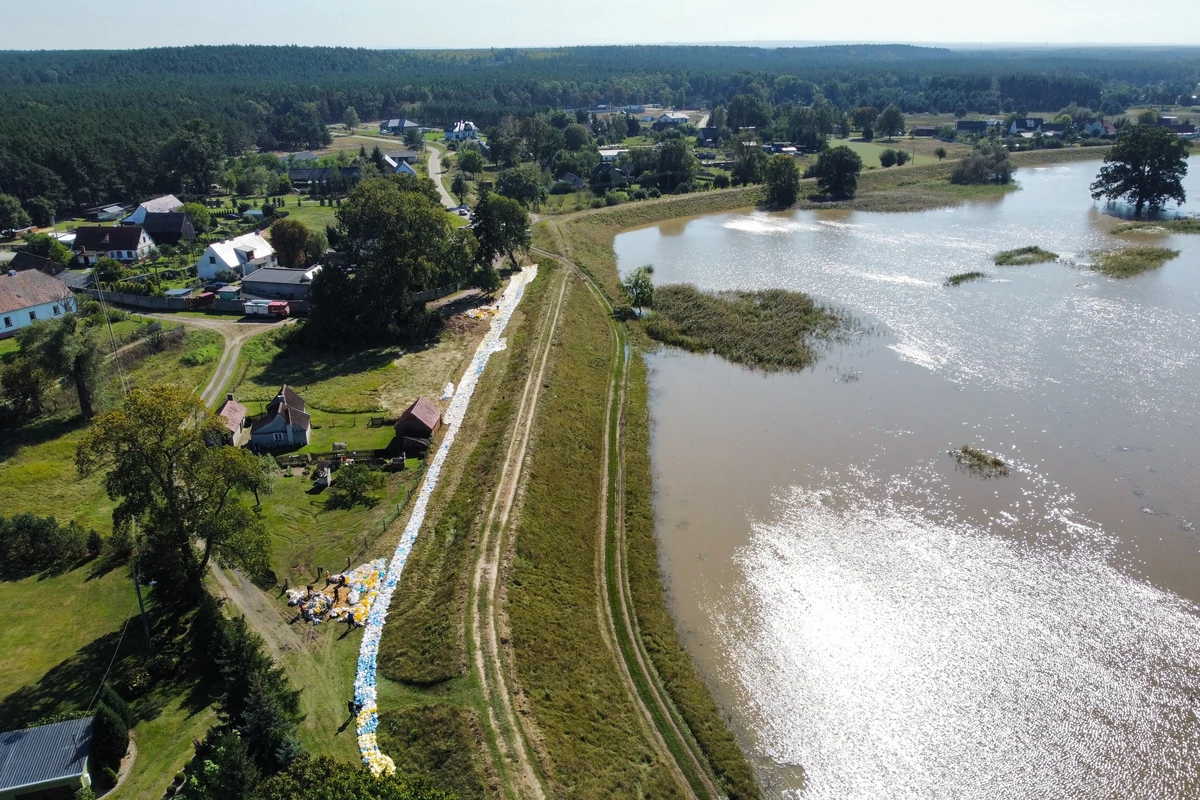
[132, 559, 155, 655]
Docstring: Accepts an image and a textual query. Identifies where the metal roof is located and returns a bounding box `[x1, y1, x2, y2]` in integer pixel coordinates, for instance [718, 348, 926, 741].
[0, 717, 92, 793]
[242, 267, 321, 286]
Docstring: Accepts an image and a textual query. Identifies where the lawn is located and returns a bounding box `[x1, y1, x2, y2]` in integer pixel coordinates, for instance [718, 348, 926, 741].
[228, 327, 478, 417]
[835, 137, 941, 168]
[282, 202, 339, 230]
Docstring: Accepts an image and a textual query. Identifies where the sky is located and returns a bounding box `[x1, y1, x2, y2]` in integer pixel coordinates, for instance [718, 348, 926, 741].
[3, 0, 1199, 50]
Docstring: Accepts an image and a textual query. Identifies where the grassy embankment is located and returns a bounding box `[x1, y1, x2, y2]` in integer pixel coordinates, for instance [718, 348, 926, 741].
[946, 271, 987, 286]
[644, 285, 846, 371]
[503, 275, 687, 798]
[1091, 247, 1181, 278]
[994, 246, 1059, 266]
[954, 445, 1010, 477]
[372, 265, 558, 799]
[537, 194, 769, 799]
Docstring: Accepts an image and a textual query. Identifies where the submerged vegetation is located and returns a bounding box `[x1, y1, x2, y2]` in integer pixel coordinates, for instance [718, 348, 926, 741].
[954, 445, 1010, 477]
[1111, 219, 1200, 235]
[644, 284, 846, 371]
[1091, 246, 1181, 277]
[994, 246, 1059, 266]
[946, 271, 987, 286]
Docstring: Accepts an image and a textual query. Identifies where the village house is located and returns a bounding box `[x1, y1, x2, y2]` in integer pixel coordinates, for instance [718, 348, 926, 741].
[216, 393, 247, 445]
[379, 118, 420, 135]
[443, 121, 480, 141]
[72, 225, 155, 265]
[0, 717, 93, 800]
[93, 204, 126, 222]
[250, 385, 311, 449]
[8, 251, 62, 275]
[558, 172, 585, 191]
[657, 111, 690, 127]
[1080, 119, 1118, 138]
[698, 126, 721, 145]
[122, 194, 183, 225]
[140, 212, 196, 246]
[1009, 117, 1045, 136]
[0, 268, 74, 339]
[383, 152, 419, 176]
[910, 126, 939, 137]
[955, 120, 989, 135]
[241, 265, 323, 301]
[599, 148, 629, 163]
[197, 231, 276, 281]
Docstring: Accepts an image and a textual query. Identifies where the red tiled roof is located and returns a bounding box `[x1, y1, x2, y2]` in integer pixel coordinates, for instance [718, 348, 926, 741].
[217, 399, 247, 434]
[0, 269, 71, 315]
[396, 396, 442, 437]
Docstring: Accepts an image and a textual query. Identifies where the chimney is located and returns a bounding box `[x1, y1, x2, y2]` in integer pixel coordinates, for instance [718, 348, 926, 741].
[227, 393, 235, 402]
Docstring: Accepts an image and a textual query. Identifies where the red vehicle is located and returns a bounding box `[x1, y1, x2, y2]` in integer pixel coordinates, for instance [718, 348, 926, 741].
[188, 291, 215, 309]
[267, 301, 290, 318]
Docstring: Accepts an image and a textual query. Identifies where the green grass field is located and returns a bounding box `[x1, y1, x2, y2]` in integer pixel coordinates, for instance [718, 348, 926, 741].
[836, 138, 939, 168]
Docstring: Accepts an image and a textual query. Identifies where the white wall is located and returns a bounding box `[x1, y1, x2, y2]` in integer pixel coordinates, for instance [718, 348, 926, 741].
[0, 296, 74, 339]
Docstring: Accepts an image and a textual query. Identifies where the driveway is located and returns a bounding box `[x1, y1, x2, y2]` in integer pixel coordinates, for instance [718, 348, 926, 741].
[426, 144, 459, 209]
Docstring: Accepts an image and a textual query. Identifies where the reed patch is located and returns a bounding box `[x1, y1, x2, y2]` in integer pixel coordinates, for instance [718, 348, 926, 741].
[1091, 247, 1180, 278]
[994, 246, 1058, 266]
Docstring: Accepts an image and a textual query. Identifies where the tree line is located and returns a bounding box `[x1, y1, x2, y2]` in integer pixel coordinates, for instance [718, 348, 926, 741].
[1, 44, 1196, 218]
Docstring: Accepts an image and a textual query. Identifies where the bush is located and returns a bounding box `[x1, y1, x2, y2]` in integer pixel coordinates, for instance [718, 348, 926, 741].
[549, 181, 575, 195]
[879, 149, 897, 167]
[895, 150, 911, 166]
[92, 703, 129, 771]
[950, 142, 1013, 185]
[590, 198, 605, 208]
[0, 513, 90, 573]
[713, 174, 731, 189]
[647, 187, 661, 198]
[328, 463, 386, 509]
[631, 188, 649, 200]
[603, 192, 625, 206]
[99, 684, 134, 728]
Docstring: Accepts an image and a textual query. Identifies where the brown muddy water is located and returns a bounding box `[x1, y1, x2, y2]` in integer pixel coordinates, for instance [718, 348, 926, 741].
[614, 159, 1200, 799]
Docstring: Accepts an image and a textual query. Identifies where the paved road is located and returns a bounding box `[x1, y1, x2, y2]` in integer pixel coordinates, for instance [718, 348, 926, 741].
[426, 144, 459, 209]
[695, 112, 710, 130]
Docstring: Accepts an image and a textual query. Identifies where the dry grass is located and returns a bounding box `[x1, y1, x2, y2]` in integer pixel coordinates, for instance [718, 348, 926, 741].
[1111, 219, 1200, 235]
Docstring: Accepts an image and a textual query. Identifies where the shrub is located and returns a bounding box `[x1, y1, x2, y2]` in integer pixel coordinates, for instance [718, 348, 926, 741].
[92, 703, 129, 771]
[328, 463, 385, 509]
[879, 149, 898, 167]
[590, 198, 605, 208]
[950, 142, 1013, 185]
[713, 174, 731, 189]
[99, 684, 134, 728]
[647, 187, 662, 198]
[0, 513, 90, 572]
[895, 150, 911, 166]
[87, 529, 103, 556]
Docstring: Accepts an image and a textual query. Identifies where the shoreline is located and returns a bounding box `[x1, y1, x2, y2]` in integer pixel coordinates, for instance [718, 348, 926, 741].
[529, 143, 1117, 796]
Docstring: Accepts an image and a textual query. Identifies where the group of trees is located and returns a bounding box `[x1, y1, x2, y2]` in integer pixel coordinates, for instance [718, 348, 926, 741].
[0, 512, 98, 575]
[306, 172, 526, 346]
[269, 218, 328, 268]
[950, 142, 1014, 185]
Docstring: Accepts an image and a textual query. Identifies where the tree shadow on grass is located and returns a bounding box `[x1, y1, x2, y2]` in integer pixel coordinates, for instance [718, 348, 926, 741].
[0, 603, 218, 730]
[250, 345, 401, 397]
[0, 414, 86, 463]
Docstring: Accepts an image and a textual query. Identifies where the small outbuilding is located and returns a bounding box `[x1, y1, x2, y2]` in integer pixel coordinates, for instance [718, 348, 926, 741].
[0, 716, 93, 800]
[217, 393, 248, 444]
[395, 397, 442, 440]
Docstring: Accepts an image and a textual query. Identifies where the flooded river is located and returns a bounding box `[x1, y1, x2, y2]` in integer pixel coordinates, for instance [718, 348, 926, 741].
[614, 158, 1200, 799]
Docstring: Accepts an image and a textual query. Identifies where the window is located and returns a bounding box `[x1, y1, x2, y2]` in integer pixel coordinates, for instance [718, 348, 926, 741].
[273, 433, 284, 442]
[29, 310, 37, 321]
[3, 316, 11, 328]
[209, 256, 216, 264]
[126, 251, 133, 259]
[52, 305, 61, 315]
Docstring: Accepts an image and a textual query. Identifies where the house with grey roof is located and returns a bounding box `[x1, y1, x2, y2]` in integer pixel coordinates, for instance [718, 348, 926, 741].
[1, 269, 74, 339]
[380, 119, 421, 135]
[250, 385, 311, 449]
[122, 194, 183, 225]
[0, 717, 93, 800]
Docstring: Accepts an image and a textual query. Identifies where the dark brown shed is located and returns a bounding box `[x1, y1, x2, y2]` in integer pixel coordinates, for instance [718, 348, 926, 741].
[395, 397, 442, 439]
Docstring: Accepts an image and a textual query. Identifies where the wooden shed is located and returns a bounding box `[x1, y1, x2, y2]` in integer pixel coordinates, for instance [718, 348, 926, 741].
[395, 397, 442, 440]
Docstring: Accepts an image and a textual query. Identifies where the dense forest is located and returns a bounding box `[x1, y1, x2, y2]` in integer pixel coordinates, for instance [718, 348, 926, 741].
[1, 44, 1197, 216]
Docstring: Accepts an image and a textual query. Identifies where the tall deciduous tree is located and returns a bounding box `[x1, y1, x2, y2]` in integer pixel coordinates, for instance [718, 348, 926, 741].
[457, 148, 484, 178]
[813, 146, 864, 200]
[875, 105, 906, 141]
[17, 312, 100, 420]
[623, 265, 654, 310]
[473, 191, 531, 270]
[765, 155, 802, 207]
[160, 119, 224, 195]
[495, 164, 544, 207]
[343, 106, 360, 131]
[657, 138, 698, 193]
[451, 172, 468, 205]
[182, 202, 214, 234]
[0, 193, 30, 230]
[76, 385, 272, 591]
[20, 232, 73, 266]
[1090, 125, 1189, 215]
[270, 218, 314, 268]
